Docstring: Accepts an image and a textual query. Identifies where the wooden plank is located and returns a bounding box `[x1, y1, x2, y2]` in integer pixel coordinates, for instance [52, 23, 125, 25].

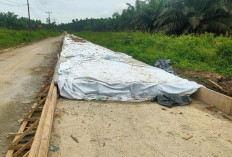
[208, 79, 223, 90]
[231, 104, 232, 115]
[6, 66, 56, 157]
[35, 107, 43, 111]
[223, 114, 232, 121]
[6, 103, 37, 157]
[22, 151, 29, 157]
[193, 87, 232, 115]
[10, 119, 39, 147]
[8, 144, 26, 150]
[8, 131, 35, 137]
[47, 67, 55, 78]
[12, 137, 34, 157]
[39, 85, 50, 97]
[24, 126, 37, 130]
[38, 86, 57, 157]
[24, 117, 40, 122]
[39, 67, 55, 93]
[24, 98, 46, 119]
[8, 133, 24, 137]
[35, 85, 50, 103]
[29, 83, 54, 157]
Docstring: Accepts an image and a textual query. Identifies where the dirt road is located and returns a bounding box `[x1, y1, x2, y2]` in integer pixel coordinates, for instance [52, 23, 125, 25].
[0, 36, 63, 155]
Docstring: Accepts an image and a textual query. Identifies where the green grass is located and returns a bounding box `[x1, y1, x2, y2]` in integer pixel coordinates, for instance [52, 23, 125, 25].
[0, 28, 61, 48]
[75, 31, 232, 77]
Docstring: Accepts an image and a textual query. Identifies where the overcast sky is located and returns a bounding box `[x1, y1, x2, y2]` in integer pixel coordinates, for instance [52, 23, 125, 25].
[0, 0, 136, 23]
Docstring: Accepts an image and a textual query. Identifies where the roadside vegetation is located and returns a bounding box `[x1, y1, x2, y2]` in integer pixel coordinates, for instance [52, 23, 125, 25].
[0, 29, 60, 49]
[1, 1, 231, 35]
[76, 31, 232, 77]
[0, 12, 56, 30]
[63, 0, 232, 35]
[1, 0, 231, 77]
[0, 12, 60, 49]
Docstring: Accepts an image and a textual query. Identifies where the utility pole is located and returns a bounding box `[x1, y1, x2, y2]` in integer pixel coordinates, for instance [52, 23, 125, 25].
[27, 0, 32, 35]
[46, 11, 52, 24]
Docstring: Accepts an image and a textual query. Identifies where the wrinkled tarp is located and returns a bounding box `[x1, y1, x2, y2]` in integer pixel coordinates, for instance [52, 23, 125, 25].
[151, 94, 192, 108]
[58, 35, 202, 102]
[154, 59, 177, 75]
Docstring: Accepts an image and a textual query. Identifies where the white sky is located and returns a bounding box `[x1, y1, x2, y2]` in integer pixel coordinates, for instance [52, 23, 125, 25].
[0, 0, 136, 24]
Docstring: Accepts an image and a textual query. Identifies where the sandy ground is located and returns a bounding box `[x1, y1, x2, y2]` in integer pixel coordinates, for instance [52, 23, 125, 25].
[50, 36, 232, 157]
[0, 35, 64, 155]
[49, 99, 232, 157]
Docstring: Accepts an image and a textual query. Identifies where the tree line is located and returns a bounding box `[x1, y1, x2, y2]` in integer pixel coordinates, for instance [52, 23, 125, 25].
[1, 0, 232, 35]
[59, 0, 232, 35]
[0, 12, 56, 31]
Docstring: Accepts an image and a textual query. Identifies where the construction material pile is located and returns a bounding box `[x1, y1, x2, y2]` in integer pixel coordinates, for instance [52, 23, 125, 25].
[57, 35, 202, 102]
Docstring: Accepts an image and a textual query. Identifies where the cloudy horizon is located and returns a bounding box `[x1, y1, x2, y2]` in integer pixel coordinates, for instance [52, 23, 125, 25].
[0, 0, 136, 24]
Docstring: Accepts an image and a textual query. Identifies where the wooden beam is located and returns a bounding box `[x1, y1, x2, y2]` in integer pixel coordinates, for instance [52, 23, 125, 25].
[35, 107, 43, 111]
[10, 119, 39, 147]
[35, 85, 50, 103]
[8, 144, 26, 150]
[24, 117, 40, 122]
[38, 86, 57, 157]
[29, 83, 54, 157]
[223, 114, 232, 121]
[39, 67, 55, 93]
[6, 65, 56, 157]
[193, 87, 232, 115]
[6, 103, 38, 157]
[12, 137, 34, 157]
[208, 79, 223, 90]
[24, 98, 46, 119]
[8, 133, 24, 137]
[8, 131, 35, 137]
[23, 151, 29, 157]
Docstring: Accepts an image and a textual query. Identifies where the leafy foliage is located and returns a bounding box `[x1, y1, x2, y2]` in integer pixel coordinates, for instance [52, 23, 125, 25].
[75, 31, 232, 77]
[156, 0, 232, 35]
[0, 12, 57, 31]
[0, 28, 60, 48]
[133, 0, 165, 31]
[58, 0, 232, 35]
[1, 0, 232, 35]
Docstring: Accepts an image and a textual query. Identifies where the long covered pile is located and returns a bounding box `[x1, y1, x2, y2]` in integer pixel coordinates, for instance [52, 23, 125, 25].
[58, 34, 202, 101]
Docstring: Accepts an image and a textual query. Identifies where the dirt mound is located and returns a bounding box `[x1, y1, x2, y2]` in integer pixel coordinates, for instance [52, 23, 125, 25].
[70, 36, 86, 43]
[175, 68, 232, 97]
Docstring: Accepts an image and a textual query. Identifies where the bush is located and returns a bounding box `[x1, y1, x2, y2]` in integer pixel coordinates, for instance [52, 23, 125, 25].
[75, 31, 232, 77]
[0, 28, 60, 48]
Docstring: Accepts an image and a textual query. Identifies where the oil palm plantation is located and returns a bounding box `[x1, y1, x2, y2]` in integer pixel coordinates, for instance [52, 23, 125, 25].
[132, 0, 166, 31]
[155, 0, 232, 35]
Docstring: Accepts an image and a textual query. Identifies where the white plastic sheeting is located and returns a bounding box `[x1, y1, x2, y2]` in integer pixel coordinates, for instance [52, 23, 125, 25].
[58, 35, 202, 101]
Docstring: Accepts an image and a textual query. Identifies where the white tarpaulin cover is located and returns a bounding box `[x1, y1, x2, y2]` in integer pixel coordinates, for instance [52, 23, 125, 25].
[58, 35, 202, 101]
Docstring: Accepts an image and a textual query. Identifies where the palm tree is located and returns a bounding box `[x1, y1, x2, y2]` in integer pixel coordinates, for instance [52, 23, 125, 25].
[132, 0, 166, 32]
[156, 0, 232, 35]
[117, 3, 137, 31]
